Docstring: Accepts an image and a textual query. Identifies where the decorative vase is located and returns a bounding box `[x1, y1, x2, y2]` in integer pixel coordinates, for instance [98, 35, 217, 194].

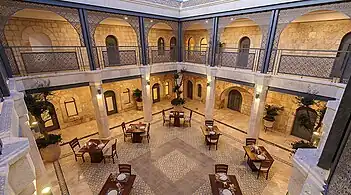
[136, 101, 143, 110]
[263, 119, 274, 128]
[40, 143, 61, 162]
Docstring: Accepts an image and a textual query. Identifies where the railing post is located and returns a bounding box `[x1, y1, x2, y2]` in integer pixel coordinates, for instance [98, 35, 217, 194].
[178, 21, 183, 62]
[262, 9, 279, 73]
[0, 44, 13, 78]
[210, 17, 219, 67]
[138, 16, 148, 66]
[78, 8, 96, 70]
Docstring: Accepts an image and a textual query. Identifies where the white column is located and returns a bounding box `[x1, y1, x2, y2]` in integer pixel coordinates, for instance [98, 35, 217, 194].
[247, 75, 270, 138]
[140, 65, 152, 122]
[11, 91, 49, 193]
[205, 67, 217, 120]
[89, 82, 110, 138]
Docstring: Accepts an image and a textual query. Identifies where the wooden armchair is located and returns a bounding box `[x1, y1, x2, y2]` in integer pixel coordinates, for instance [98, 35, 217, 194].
[215, 164, 228, 174]
[141, 123, 150, 143]
[244, 138, 257, 158]
[122, 122, 132, 142]
[119, 164, 132, 175]
[162, 109, 170, 126]
[69, 138, 85, 162]
[183, 110, 193, 127]
[207, 134, 220, 150]
[205, 120, 214, 127]
[253, 160, 274, 180]
[103, 139, 118, 164]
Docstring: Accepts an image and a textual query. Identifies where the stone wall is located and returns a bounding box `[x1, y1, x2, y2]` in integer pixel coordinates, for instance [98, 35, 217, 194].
[215, 80, 254, 116]
[150, 73, 175, 101]
[5, 18, 80, 46]
[279, 19, 351, 50]
[102, 78, 142, 112]
[50, 86, 95, 129]
[148, 28, 175, 47]
[182, 73, 207, 103]
[94, 24, 138, 46]
[184, 29, 210, 49]
[220, 25, 262, 48]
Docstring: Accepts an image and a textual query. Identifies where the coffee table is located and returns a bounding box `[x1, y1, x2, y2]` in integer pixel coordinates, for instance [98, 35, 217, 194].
[99, 173, 136, 195]
[209, 174, 242, 195]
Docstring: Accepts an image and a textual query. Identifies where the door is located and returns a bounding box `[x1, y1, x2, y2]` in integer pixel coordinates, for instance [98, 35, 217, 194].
[187, 80, 193, 99]
[170, 37, 177, 61]
[152, 83, 160, 103]
[237, 37, 250, 68]
[291, 107, 318, 141]
[104, 90, 118, 115]
[42, 102, 60, 132]
[332, 32, 351, 83]
[227, 90, 242, 111]
[106, 35, 120, 65]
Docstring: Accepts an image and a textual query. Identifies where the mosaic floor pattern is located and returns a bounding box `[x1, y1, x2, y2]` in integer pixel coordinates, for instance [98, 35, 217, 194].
[49, 117, 292, 195]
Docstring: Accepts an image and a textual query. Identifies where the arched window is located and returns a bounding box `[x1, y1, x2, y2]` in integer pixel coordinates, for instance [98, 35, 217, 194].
[170, 37, 177, 61]
[157, 37, 165, 55]
[29, 32, 52, 52]
[165, 81, 170, 95]
[123, 88, 131, 104]
[197, 84, 202, 98]
[200, 38, 207, 54]
[64, 97, 78, 117]
[237, 37, 251, 68]
[105, 35, 120, 65]
[187, 37, 195, 51]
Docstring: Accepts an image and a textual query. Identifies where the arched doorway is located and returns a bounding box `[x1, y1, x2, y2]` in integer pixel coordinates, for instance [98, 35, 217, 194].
[291, 107, 318, 141]
[187, 80, 193, 99]
[170, 37, 177, 61]
[43, 102, 60, 132]
[227, 90, 242, 111]
[157, 37, 165, 55]
[104, 90, 118, 115]
[197, 84, 202, 98]
[105, 35, 120, 65]
[332, 32, 351, 83]
[152, 83, 160, 103]
[237, 37, 250, 67]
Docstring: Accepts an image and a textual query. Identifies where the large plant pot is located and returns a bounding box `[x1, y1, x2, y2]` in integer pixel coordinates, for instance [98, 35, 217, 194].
[136, 101, 143, 110]
[40, 143, 61, 162]
[174, 105, 183, 112]
[263, 119, 274, 128]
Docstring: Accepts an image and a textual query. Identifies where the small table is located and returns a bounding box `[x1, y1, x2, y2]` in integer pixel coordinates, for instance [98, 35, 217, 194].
[98, 173, 136, 195]
[243, 145, 273, 171]
[79, 139, 109, 163]
[169, 111, 184, 127]
[201, 125, 221, 144]
[209, 174, 243, 195]
[126, 123, 146, 143]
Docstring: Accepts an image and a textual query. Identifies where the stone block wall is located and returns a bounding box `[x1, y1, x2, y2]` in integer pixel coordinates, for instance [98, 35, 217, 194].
[148, 28, 175, 47]
[94, 24, 138, 46]
[182, 73, 207, 103]
[50, 86, 95, 129]
[215, 80, 254, 116]
[150, 73, 175, 101]
[102, 78, 142, 112]
[5, 18, 80, 46]
[220, 25, 262, 48]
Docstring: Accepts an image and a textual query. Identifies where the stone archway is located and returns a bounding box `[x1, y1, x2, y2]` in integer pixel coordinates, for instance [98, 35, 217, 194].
[291, 106, 318, 140]
[227, 89, 242, 112]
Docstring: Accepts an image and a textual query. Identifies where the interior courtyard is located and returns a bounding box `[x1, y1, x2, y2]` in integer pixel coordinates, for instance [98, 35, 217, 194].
[1, 0, 351, 195]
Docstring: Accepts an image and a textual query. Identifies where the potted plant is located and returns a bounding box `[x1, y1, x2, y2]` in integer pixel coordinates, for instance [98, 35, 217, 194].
[133, 88, 143, 110]
[291, 140, 316, 155]
[171, 70, 185, 111]
[24, 83, 62, 162]
[263, 104, 284, 129]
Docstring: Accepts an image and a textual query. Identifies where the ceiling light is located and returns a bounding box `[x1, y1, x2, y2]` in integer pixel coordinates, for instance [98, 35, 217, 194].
[230, 18, 234, 21]
[150, 20, 154, 23]
[124, 16, 128, 20]
[205, 20, 208, 23]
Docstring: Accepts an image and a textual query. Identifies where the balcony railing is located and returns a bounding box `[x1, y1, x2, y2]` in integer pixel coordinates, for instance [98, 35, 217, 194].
[93, 46, 139, 69]
[183, 47, 209, 65]
[148, 46, 178, 64]
[4, 46, 89, 76]
[216, 48, 263, 71]
[270, 49, 351, 83]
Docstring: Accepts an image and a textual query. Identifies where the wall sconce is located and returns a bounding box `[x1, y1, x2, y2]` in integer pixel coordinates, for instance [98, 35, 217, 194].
[255, 93, 260, 99]
[207, 81, 210, 87]
[97, 88, 102, 99]
[41, 187, 52, 195]
[146, 80, 150, 86]
[124, 16, 128, 20]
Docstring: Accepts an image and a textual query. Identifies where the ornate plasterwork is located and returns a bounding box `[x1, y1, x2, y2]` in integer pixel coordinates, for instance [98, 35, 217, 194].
[0, 0, 84, 46]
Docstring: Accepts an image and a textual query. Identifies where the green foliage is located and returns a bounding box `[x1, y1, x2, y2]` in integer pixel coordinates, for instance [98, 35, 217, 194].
[263, 105, 284, 122]
[133, 88, 142, 102]
[171, 98, 185, 106]
[36, 134, 62, 149]
[171, 69, 186, 106]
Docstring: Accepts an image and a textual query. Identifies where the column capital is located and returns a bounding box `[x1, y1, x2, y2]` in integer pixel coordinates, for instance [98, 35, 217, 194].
[139, 65, 151, 75]
[86, 70, 103, 83]
[206, 66, 218, 77]
[253, 73, 271, 86]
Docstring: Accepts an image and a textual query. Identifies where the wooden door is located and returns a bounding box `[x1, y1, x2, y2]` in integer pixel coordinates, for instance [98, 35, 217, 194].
[152, 83, 160, 103]
[104, 90, 118, 115]
[332, 32, 351, 83]
[106, 35, 120, 65]
[227, 90, 242, 111]
[187, 80, 193, 99]
[237, 37, 250, 68]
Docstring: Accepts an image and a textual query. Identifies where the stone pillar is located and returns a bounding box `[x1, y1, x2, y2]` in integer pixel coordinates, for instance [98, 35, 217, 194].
[247, 75, 270, 138]
[10, 91, 50, 193]
[205, 67, 217, 120]
[89, 82, 110, 138]
[140, 66, 152, 122]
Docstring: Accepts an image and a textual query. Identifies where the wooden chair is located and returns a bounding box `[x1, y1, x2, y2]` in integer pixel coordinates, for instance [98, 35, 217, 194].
[119, 164, 132, 175]
[162, 109, 171, 126]
[69, 138, 85, 162]
[215, 164, 228, 174]
[122, 122, 132, 142]
[103, 139, 118, 164]
[253, 160, 274, 180]
[205, 120, 214, 126]
[141, 123, 150, 143]
[183, 110, 193, 127]
[244, 138, 257, 158]
[207, 134, 220, 150]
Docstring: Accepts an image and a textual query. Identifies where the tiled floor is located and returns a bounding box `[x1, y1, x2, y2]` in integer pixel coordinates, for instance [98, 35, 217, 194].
[45, 114, 293, 195]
